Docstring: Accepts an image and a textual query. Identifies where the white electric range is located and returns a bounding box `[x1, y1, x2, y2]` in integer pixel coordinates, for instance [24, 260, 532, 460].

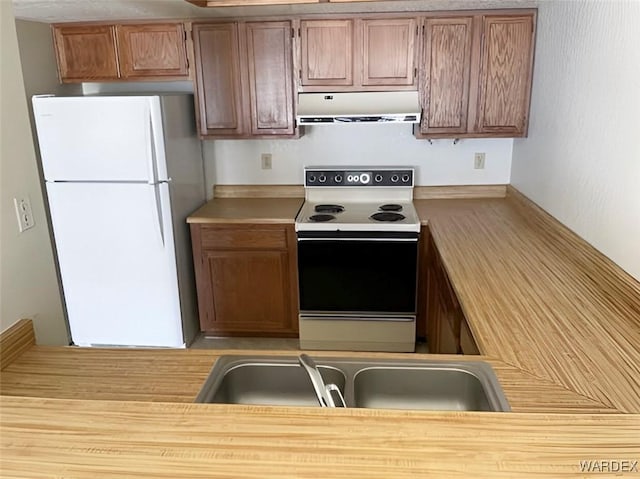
[295, 166, 420, 352]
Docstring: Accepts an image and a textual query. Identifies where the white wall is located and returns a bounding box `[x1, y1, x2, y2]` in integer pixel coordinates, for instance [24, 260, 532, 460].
[205, 128, 513, 193]
[511, 0, 640, 281]
[0, 6, 69, 343]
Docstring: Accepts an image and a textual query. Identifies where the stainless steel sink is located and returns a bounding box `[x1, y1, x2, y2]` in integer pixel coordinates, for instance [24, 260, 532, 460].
[195, 357, 346, 407]
[195, 355, 510, 412]
[353, 367, 495, 411]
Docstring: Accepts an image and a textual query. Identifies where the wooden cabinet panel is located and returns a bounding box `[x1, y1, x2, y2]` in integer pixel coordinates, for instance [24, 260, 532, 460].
[425, 256, 440, 352]
[423, 231, 474, 355]
[416, 227, 429, 341]
[461, 319, 480, 355]
[203, 250, 294, 332]
[193, 21, 297, 138]
[201, 226, 287, 250]
[53, 25, 119, 82]
[362, 18, 417, 86]
[53, 23, 189, 83]
[245, 21, 295, 135]
[438, 306, 459, 354]
[116, 23, 188, 79]
[300, 17, 420, 90]
[301, 20, 354, 86]
[419, 17, 473, 135]
[191, 224, 299, 336]
[192, 23, 245, 136]
[476, 15, 535, 135]
[416, 11, 535, 139]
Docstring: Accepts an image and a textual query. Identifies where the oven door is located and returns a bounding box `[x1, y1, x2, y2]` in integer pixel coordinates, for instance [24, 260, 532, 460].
[297, 231, 419, 316]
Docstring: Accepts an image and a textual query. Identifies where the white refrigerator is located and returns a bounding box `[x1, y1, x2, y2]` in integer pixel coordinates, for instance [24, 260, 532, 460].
[32, 94, 205, 347]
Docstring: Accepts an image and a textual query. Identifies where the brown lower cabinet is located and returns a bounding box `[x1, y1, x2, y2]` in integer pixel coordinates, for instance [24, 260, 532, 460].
[190, 223, 299, 337]
[420, 226, 480, 354]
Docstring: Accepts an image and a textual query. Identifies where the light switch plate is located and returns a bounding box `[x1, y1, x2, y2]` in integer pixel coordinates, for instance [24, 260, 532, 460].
[261, 153, 272, 170]
[14, 197, 35, 232]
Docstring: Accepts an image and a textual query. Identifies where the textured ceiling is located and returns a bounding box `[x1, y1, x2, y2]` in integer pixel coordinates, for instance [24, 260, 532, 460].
[12, 0, 537, 23]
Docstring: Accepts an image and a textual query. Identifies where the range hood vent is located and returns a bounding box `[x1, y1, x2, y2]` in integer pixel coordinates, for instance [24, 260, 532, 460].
[296, 91, 421, 125]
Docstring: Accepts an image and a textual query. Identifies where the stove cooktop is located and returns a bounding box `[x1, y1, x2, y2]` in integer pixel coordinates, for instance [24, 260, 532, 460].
[296, 200, 420, 232]
[296, 166, 420, 233]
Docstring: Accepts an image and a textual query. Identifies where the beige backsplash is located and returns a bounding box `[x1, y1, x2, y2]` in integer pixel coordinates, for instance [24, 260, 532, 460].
[213, 184, 507, 199]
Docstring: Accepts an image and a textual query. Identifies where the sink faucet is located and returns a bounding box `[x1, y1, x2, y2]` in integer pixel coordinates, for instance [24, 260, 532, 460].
[298, 354, 345, 408]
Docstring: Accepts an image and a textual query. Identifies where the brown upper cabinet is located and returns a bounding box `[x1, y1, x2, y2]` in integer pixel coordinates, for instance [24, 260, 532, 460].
[192, 23, 244, 136]
[192, 21, 297, 139]
[116, 24, 189, 79]
[53, 25, 120, 82]
[476, 15, 535, 135]
[420, 17, 473, 135]
[245, 21, 296, 136]
[53, 22, 189, 83]
[416, 11, 536, 139]
[299, 17, 418, 91]
[300, 19, 354, 87]
[361, 18, 418, 87]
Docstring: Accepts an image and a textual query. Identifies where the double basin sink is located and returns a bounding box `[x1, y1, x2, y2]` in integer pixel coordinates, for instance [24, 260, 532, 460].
[195, 355, 511, 412]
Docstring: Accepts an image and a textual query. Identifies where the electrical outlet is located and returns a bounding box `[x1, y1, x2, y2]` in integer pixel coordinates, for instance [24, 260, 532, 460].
[14, 197, 35, 232]
[261, 153, 272, 170]
[474, 152, 486, 169]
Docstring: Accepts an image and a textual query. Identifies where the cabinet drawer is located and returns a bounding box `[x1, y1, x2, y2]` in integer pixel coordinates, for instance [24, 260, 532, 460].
[200, 226, 288, 250]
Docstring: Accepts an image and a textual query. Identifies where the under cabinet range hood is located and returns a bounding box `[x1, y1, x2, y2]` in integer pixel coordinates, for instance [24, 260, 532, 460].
[296, 91, 421, 125]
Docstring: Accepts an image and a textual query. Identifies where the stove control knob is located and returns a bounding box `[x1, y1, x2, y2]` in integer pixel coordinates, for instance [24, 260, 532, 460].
[334, 174, 343, 183]
[391, 174, 400, 183]
[360, 173, 371, 184]
[319, 175, 327, 183]
[374, 174, 383, 183]
[308, 174, 317, 183]
[401, 174, 411, 183]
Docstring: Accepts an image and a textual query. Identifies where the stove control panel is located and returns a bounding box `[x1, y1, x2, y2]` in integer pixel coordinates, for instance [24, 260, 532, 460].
[305, 168, 413, 187]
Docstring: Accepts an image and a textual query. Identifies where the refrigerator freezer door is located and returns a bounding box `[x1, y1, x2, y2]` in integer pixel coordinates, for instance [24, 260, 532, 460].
[33, 96, 167, 182]
[46, 181, 184, 347]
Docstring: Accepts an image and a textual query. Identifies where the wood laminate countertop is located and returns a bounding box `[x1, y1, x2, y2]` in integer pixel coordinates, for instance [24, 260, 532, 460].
[2, 192, 640, 477]
[2, 395, 638, 479]
[0, 347, 614, 413]
[187, 197, 303, 224]
[414, 195, 640, 414]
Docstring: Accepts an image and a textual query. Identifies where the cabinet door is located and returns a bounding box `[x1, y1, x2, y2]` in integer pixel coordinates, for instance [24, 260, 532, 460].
[116, 23, 189, 79]
[438, 303, 459, 354]
[245, 21, 295, 135]
[203, 250, 295, 333]
[192, 23, 245, 136]
[476, 15, 535, 135]
[362, 18, 417, 87]
[425, 259, 440, 353]
[301, 19, 354, 86]
[460, 318, 480, 355]
[420, 17, 473, 135]
[53, 25, 119, 82]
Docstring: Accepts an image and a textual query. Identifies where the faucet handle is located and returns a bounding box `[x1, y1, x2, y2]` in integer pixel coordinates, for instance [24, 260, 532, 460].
[325, 383, 346, 408]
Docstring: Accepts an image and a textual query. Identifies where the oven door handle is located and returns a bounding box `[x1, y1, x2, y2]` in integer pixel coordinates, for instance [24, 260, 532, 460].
[300, 314, 416, 322]
[297, 237, 418, 242]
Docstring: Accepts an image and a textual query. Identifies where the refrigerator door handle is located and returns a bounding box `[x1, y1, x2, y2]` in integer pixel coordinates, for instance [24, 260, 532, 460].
[148, 107, 159, 185]
[150, 184, 165, 248]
